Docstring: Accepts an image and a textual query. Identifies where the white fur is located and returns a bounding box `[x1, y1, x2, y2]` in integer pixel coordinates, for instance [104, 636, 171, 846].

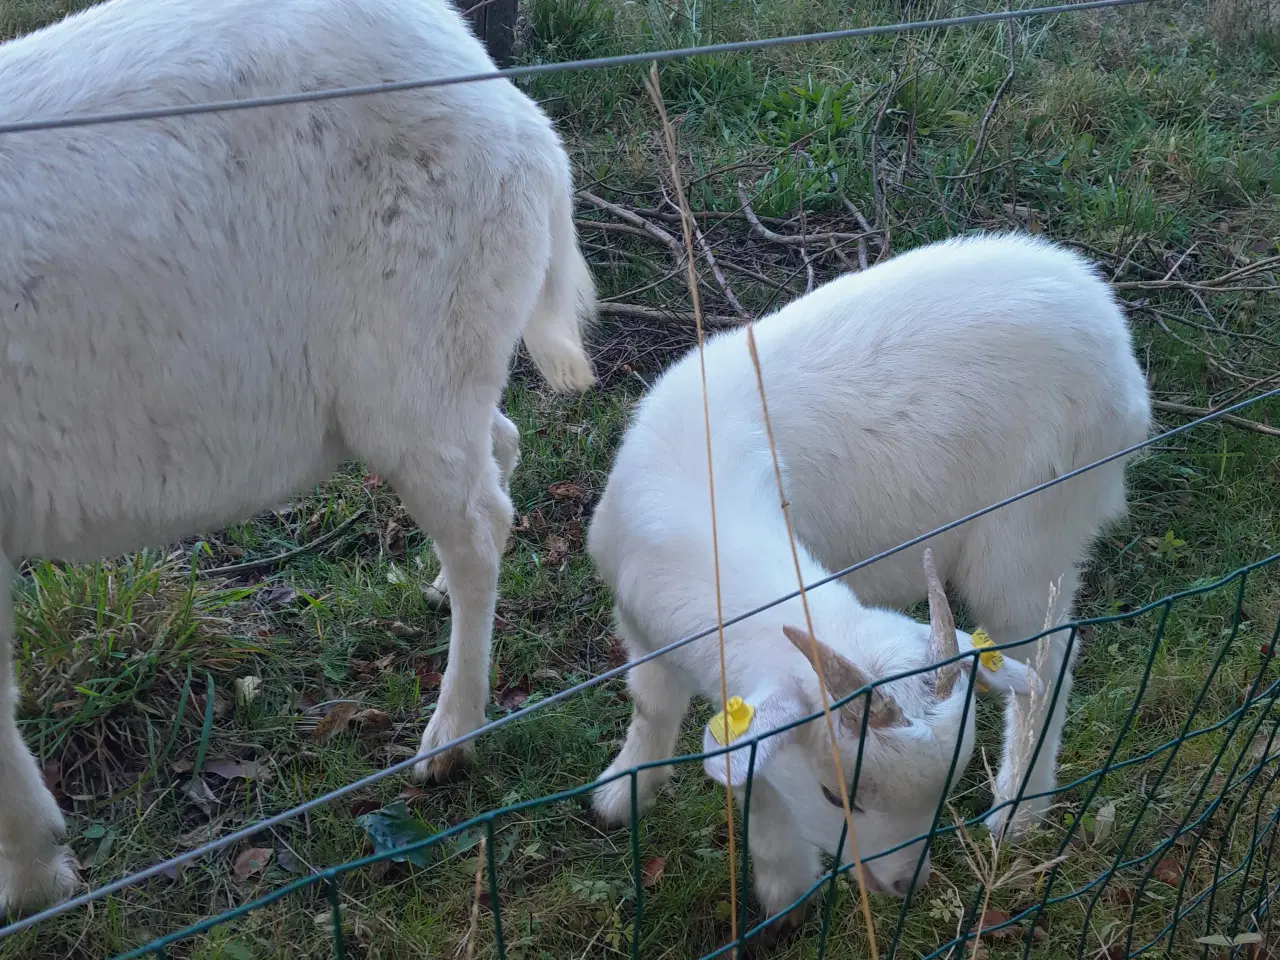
[588, 233, 1150, 919]
[0, 0, 596, 912]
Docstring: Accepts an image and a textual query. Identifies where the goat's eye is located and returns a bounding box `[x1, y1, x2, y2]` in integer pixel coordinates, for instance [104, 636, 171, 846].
[821, 784, 864, 813]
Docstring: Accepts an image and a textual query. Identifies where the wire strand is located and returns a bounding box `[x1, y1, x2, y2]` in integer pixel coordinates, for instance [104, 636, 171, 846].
[0, 0, 1153, 137]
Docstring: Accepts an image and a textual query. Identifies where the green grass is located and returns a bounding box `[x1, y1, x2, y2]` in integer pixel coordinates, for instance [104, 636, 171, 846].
[4, 0, 1280, 957]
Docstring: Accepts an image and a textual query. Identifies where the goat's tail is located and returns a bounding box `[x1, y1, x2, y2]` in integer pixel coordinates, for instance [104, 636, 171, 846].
[522, 182, 597, 393]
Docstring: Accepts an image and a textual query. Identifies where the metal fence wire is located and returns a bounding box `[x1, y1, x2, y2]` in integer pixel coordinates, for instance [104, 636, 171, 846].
[2, 0, 1278, 957]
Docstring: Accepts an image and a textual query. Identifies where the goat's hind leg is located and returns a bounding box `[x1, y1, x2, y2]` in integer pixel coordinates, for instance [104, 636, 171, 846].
[422, 408, 520, 611]
[0, 552, 80, 913]
[969, 563, 1080, 840]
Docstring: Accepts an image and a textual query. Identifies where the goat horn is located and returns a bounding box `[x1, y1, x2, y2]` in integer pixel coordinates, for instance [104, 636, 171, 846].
[783, 625, 905, 729]
[923, 548, 961, 700]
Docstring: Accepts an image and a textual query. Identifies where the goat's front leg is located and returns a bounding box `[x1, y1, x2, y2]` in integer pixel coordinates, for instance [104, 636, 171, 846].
[423, 408, 520, 610]
[0, 555, 80, 912]
[592, 654, 692, 825]
[742, 778, 821, 946]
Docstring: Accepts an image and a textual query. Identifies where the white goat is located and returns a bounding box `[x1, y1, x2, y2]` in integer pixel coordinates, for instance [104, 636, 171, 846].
[0, 0, 595, 912]
[588, 233, 1151, 929]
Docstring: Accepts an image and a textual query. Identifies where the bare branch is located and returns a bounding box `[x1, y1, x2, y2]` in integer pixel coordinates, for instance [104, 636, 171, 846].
[578, 190, 684, 257]
[1152, 399, 1280, 438]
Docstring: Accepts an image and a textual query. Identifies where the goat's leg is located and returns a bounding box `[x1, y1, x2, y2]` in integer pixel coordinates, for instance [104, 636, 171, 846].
[742, 778, 820, 944]
[423, 408, 520, 611]
[592, 652, 692, 825]
[0, 553, 80, 912]
[354, 384, 512, 783]
[972, 568, 1080, 840]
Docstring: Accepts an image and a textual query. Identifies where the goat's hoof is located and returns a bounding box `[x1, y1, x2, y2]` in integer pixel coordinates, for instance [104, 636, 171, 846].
[412, 745, 470, 784]
[589, 774, 635, 829]
[0, 843, 82, 915]
[412, 704, 482, 783]
[752, 901, 808, 952]
[421, 578, 450, 611]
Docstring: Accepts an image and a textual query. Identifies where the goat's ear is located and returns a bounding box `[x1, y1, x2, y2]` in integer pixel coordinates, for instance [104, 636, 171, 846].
[957, 630, 1043, 698]
[701, 683, 811, 789]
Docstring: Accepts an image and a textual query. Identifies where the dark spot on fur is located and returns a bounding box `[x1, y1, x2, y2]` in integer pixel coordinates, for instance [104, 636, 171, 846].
[381, 203, 402, 225]
[382, 267, 396, 280]
[19, 275, 43, 310]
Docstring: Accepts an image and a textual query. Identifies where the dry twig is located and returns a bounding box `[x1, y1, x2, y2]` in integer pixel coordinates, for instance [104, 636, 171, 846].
[199, 508, 368, 578]
[1152, 399, 1280, 438]
[735, 182, 870, 246]
[578, 190, 684, 257]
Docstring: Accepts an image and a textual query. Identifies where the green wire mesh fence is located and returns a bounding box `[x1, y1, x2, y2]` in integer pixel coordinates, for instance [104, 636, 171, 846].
[91, 551, 1279, 960]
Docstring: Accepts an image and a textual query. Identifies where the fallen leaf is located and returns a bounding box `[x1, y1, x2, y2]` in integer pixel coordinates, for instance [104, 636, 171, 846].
[383, 620, 423, 639]
[399, 785, 429, 804]
[185, 777, 218, 816]
[277, 848, 305, 874]
[355, 800, 435, 868]
[1152, 857, 1184, 886]
[543, 535, 569, 566]
[548, 481, 587, 503]
[311, 702, 359, 743]
[498, 682, 530, 712]
[234, 676, 262, 708]
[978, 909, 1014, 940]
[642, 856, 665, 888]
[90, 829, 117, 870]
[362, 473, 384, 490]
[1197, 932, 1263, 947]
[233, 846, 273, 881]
[352, 708, 392, 732]
[349, 798, 381, 818]
[373, 652, 396, 671]
[176, 813, 242, 849]
[416, 669, 442, 691]
[383, 518, 404, 554]
[1108, 884, 1136, 906]
[255, 583, 297, 611]
[204, 758, 267, 782]
[1092, 800, 1116, 847]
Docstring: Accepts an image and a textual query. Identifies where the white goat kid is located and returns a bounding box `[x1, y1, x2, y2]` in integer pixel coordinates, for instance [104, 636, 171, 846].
[589, 233, 1151, 927]
[0, 0, 595, 912]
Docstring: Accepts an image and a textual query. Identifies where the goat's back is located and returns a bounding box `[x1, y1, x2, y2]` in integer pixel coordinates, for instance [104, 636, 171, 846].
[0, 0, 570, 559]
[595, 233, 1151, 612]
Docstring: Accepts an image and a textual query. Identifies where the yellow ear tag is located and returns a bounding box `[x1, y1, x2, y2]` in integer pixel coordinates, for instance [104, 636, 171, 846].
[971, 627, 1004, 671]
[709, 696, 755, 745]
[971, 627, 1002, 695]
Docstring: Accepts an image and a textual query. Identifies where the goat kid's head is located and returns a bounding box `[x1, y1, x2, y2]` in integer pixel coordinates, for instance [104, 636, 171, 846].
[701, 549, 1040, 899]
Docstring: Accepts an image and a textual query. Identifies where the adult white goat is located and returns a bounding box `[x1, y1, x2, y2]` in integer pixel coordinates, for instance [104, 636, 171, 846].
[588, 233, 1150, 931]
[0, 0, 595, 912]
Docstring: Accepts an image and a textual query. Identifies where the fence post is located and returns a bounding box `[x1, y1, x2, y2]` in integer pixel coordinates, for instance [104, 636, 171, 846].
[458, 0, 520, 69]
